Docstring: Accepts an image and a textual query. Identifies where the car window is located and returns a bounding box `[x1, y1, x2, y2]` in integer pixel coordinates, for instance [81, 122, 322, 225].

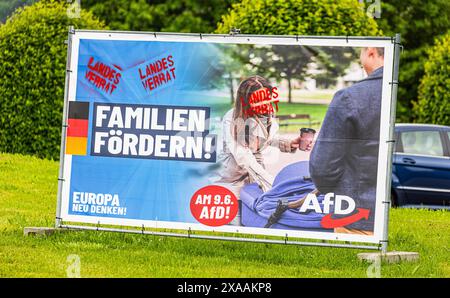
[401, 131, 444, 156]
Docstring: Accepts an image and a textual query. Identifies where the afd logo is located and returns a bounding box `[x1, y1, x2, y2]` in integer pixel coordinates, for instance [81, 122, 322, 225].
[299, 193, 370, 228]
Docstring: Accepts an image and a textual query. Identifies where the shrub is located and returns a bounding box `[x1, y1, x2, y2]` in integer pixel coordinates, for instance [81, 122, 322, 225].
[82, 0, 236, 33]
[376, 0, 450, 123]
[216, 0, 380, 36]
[413, 32, 450, 126]
[0, 0, 105, 160]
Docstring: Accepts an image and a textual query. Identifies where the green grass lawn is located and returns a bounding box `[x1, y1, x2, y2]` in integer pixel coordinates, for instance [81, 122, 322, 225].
[0, 153, 449, 277]
[281, 89, 335, 101]
[277, 103, 327, 131]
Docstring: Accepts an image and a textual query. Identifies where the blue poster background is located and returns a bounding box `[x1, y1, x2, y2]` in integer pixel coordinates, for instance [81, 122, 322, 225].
[69, 39, 228, 222]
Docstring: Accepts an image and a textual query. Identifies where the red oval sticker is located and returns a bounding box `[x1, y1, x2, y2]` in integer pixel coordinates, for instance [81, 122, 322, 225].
[190, 185, 238, 227]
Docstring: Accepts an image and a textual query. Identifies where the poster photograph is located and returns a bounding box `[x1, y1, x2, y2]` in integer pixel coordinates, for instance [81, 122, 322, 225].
[57, 31, 397, 245]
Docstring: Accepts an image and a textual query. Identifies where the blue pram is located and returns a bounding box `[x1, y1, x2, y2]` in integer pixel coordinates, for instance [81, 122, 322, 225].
[239, 161, 332, 232]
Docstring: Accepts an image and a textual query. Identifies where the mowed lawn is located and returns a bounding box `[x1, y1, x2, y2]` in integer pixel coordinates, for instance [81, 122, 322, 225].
[0, 153, 449, 278]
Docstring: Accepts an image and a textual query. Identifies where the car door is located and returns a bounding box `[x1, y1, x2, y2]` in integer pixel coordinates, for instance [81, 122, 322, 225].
[394, 128, 450, 207]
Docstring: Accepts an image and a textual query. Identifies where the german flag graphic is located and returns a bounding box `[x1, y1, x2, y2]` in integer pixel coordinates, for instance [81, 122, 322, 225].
[66, 101, 89, 155]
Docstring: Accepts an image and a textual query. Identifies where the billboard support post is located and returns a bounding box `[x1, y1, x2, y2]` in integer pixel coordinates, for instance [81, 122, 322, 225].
[380, 33, 402, 254]
[55, 26, 75, 228]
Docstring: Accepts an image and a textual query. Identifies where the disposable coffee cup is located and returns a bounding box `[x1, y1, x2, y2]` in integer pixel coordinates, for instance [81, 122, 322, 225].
[299, 128, 316, 151]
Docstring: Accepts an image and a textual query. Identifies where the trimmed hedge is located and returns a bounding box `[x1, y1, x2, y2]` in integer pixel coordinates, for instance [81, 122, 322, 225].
[413, 32, 450, 126]
[0, 0, 105, 160]
[216, 0, 380, 36]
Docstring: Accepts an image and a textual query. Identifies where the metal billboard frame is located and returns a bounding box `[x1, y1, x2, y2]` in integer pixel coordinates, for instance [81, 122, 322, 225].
[56, 27, 401, 253]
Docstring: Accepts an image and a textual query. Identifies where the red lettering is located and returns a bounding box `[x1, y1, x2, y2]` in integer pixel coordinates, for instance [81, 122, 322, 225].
[272, 87, 278, 99]
[85, 57, 122, 94]
[149, 63, 157, 75]
[110, 84, 117, 94]
[98, 77, 106, 90]
[273, 100, 279, 112]
[148, 77, 154, 90]
[156, 61, 163, 72]
[114, 73, 121, 85]
[161, 58, 168, 69]
[242, 86, 281, 117]
[153, 74, 160, 87]
[87, 56, 95, 70]
[167, 55, 174, 67]
[139, 68, 146, 80]
[85, 70, 93, 81]
[140, 55, 176, 93]
[104, 82, 110, 93]
[98, 63, 106, 77]
[158, 72, 166, 84]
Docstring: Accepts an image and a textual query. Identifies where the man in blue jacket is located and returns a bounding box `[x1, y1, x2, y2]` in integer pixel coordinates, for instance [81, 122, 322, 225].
[309, 47, 385, 234]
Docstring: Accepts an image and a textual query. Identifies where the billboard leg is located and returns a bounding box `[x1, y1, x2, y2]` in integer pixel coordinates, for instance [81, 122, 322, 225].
[55, 26, 75, 228]
[358, 251, 419, 264]
[24, 227, 58, 237]
[380, 33, 402, 254]
[380, 240, 388, 254]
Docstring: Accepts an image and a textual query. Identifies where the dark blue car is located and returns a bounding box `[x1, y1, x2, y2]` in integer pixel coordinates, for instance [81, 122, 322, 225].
[392, 124, 450, 209]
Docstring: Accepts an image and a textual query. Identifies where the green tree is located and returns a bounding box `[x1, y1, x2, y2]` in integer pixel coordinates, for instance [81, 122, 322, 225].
[216, 0, 380, 36]
[216, 0, 379, 103]
[214, 45, 248, 103]
[376, 0, 450, 122]
[0, 0, 37, 23]
[81, 0, 153, 31]
[0, 0, 105, 159]
[82, 0, 236, 33]
[226, 45, 358, 103]
[413, 32, 450, 126]
[232, 45, 316, 103]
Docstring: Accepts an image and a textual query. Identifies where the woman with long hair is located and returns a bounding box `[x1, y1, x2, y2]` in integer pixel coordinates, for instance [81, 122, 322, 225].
[215, 75, 309, 197]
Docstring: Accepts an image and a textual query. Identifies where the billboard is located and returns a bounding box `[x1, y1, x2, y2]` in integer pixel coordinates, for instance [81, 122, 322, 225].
[57, 30, 397, 245]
